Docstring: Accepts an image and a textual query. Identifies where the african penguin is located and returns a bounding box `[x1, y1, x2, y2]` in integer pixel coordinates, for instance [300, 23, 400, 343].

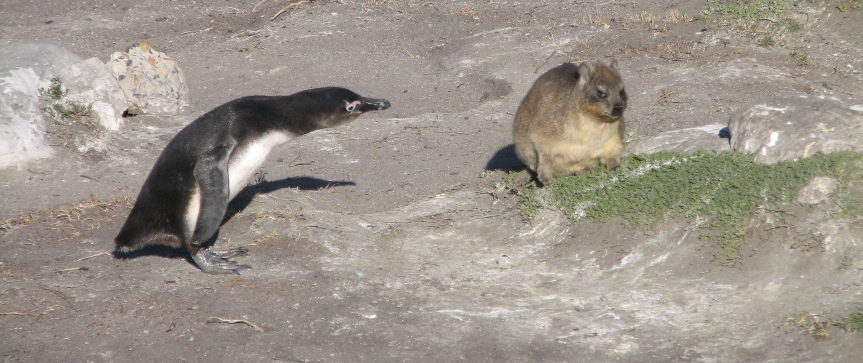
[115, 87, 391, 274]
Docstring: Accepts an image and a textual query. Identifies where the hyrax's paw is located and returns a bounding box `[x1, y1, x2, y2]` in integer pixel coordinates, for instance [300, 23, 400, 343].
[514, 170, 534, 186]
[537, 172, 554, 187]
[605, 157, 621, 171]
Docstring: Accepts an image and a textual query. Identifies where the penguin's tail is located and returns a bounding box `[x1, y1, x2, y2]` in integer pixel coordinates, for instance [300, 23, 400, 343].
[114, 212, 184, 252]
[115, 231, 183, 252]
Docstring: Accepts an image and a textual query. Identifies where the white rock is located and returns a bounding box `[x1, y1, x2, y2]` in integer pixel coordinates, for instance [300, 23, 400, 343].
[60, 57, 129, 131]
[729, 95, 863, 164]
[0, 43, 83, 169]
[106, 42, 189, 115]
[627, 124, 730, 155]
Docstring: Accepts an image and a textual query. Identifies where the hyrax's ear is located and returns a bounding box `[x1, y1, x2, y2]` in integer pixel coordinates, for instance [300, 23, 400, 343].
[608, 59, 619, 70]
[576, 62, 594, 88]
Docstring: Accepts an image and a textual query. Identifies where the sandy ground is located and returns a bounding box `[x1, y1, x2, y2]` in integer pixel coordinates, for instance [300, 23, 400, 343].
[2, 1, 863, 362]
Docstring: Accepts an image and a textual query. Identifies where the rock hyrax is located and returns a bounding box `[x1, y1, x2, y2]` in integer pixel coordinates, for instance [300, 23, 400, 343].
[513, 60, 627, 185]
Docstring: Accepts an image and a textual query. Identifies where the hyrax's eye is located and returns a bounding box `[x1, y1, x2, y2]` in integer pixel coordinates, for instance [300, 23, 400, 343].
[597, 90, 607, 99]
[346, 100, 362, 112]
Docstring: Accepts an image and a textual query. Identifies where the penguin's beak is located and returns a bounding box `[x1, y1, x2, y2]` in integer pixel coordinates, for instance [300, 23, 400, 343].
[360, 97, 391, 112]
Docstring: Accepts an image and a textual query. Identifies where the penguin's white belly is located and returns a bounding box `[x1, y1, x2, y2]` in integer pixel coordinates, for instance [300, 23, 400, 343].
[227, 131, 294, 199]
[184, 184, 201, 239]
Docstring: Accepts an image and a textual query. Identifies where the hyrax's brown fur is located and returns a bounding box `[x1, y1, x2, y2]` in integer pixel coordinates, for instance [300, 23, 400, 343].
[513, 60, 627, 185]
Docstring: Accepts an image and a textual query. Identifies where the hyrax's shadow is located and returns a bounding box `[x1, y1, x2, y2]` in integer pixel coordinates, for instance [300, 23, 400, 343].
[113, 176, 355, 264]
[486, 144, 525, 171]
[485, 144, 544, 185]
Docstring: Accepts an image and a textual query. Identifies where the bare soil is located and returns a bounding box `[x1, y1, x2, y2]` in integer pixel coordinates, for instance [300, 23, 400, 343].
[2, 1, 863, 362]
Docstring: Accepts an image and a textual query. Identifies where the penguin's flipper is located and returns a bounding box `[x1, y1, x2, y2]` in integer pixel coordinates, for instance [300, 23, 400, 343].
[190, 142, 233, 247]
[189, 141, 250, 274]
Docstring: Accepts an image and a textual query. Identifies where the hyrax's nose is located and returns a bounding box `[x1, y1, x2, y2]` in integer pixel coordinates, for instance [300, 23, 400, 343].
[611, 103, 624, 116]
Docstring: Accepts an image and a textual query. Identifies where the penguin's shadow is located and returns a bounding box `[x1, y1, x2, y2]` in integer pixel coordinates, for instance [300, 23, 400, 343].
[113, 176, 355, 264]
[223, 176, 356, 223]
[113, 244, 190, 261]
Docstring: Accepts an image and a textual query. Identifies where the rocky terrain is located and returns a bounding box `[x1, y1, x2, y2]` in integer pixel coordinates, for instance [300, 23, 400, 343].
[2, 1, 863, 362]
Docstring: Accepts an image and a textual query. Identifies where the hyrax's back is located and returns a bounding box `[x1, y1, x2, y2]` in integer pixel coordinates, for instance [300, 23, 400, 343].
[513, 60, 627, 185]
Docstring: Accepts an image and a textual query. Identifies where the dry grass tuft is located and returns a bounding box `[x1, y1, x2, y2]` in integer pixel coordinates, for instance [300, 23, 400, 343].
[249, 231, 281, 246]
[207, 316, 265, 331]
[587, 10, 610, 29]
[0, 195, 134, 240]
[253, 0, 314, 21]
[665, 9, 694, 23]
[632, 11, 657, 27]
[215, 7, 246, 16]
[453, 6, 475, 17]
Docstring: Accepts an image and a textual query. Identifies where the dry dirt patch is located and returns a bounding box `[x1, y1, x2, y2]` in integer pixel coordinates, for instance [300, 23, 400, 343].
[2, 1, 863, 362]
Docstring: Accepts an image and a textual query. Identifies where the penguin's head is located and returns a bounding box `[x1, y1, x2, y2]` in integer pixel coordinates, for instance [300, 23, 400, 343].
[304, 87, 391, 129]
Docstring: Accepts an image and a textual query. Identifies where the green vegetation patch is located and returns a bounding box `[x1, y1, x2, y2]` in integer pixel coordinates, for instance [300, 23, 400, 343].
[704, 0, 862, 19]
[702, 0, 802, 20]
[784, 306, 863, 340]
[702, 1, 810, 49]
[514, 150, 863, 262]
[39, 77, 92, 125]
[839, 308, 863, 331]
[836, 0, 863, 12]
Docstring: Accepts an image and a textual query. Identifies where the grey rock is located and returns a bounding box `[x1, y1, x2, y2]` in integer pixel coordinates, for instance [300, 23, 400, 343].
[0, 43, 83, 169]
[729, 95, 863, 164]
[797, 176, 839, 205]
[626, 124, 730, 155]
[106, 41, 189, 115]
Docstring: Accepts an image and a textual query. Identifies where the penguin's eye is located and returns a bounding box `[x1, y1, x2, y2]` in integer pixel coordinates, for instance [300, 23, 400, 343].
[597, 90, 607, 98]
[346, 100, 362, 112]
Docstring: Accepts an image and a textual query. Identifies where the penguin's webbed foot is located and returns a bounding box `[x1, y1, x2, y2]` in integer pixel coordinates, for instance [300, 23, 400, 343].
[191, 247, 251, 275]
[208, 246, 249, 259]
